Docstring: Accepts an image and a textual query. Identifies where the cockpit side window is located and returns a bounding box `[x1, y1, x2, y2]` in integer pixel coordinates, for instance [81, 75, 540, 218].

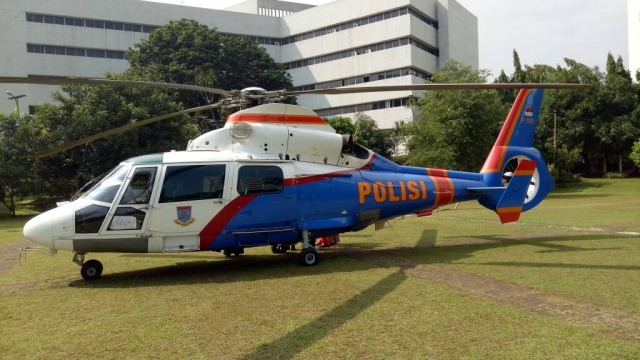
[120, 168, 157, 205]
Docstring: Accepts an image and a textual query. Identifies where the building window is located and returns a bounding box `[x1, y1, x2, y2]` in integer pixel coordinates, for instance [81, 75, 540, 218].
[27, 43, 127, 60]
[281, 6, 437, 46]
[26, 12, 158, 34]
[284, 37, 438, 71]
[316, 97, 412, 117]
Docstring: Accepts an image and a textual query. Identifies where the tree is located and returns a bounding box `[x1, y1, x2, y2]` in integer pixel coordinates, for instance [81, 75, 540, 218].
[500, 53, 640, 177]
[531, 58, 602, 175]
[0, 113, 38, 214]
[512, 49, 525, 83]
[353, 113, 397, 158]
[127, 19, 293, 129]
[21, 19, 294, 198]
[494, 69, 515, 104]
[325, 116, 355, 135]
[631, 140, 640, 168]
[597, 54, 639, 173]
[28, 74, 198, 197]
[406, 61, 507, 171]
[325, 114, 397, 158]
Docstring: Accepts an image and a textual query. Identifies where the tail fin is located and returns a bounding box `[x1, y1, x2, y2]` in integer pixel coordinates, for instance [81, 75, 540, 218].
[479, 89, 554, 214]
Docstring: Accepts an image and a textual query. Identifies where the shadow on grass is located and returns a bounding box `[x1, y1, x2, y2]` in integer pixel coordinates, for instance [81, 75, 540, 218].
[69, 231, 437, 289]
[239, 230, 436, 360]
[70, 232, 631, 289]
[69, 251, 368, 288]
[473, 234, 628, 253]
[65, 230, 636, 358]
[478, 262, 640, 271]
[241, 269, 407, 360]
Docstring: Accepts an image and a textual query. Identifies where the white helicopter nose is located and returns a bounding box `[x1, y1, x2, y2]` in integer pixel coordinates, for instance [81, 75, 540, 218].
[23, 213, 53, 248]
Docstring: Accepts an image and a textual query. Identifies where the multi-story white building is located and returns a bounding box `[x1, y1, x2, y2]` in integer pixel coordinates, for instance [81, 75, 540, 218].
[0, 0, 477, 128]
[629, 0, 640, 76]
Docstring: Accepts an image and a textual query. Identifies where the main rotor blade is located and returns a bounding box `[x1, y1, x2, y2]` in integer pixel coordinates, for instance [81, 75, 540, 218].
[0, 76, 232, 97]
[33, 102, 223, 158]
[288, 83, 591, 95]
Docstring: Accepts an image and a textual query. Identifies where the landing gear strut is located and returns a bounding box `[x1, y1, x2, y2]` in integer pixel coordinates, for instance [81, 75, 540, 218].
[73, 252, 103, 281]
[299, 230, 318, 266]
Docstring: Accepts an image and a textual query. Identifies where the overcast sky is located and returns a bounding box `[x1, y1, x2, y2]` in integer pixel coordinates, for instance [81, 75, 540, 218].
[146, 0, 629, 78]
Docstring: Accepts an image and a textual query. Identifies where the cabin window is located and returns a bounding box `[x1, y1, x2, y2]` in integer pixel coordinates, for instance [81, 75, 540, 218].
[159, 165, 226, 203]
[237, 166, 284, 195]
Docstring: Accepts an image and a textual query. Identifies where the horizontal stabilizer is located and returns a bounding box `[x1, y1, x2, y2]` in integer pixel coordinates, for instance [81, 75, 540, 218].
[495, 159, 537, 223]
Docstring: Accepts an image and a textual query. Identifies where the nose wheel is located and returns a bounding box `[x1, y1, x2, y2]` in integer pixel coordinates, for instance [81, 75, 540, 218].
[73, 253, 103, 280]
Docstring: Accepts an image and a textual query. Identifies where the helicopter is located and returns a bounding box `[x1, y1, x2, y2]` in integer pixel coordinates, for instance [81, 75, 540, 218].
[0, 76, 588, 280]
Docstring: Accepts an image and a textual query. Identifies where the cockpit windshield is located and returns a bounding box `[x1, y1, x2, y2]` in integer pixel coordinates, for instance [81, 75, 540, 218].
[81, 165, 130, 204]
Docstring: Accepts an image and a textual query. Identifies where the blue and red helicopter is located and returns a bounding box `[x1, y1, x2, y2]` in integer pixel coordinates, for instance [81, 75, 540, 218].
[0, 76, 587, 279]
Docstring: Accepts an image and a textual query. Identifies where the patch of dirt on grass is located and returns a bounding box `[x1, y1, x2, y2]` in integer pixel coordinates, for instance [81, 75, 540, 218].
[345, 246, 640, 342]
[409, 265, 640, 342]
[0, 240, 36, 276]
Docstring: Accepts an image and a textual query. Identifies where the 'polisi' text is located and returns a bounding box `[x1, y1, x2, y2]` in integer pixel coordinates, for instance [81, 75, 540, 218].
[357, 180, 428, 204]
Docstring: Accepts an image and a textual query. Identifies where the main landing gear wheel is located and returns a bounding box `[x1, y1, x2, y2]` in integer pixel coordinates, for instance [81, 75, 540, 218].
[299, 247, 319, 266]
[224, 248, 244, 257]
[80, 259, 103, 281]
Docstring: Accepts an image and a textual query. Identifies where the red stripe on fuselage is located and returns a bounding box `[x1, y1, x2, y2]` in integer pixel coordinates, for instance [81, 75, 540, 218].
[199, 195, 257, 250]
[426, 168, 447, 177]
[199, 156, 376, 249]
[226, 113, 327, 126]
[427, 169, 455, 207]
[481, 89, 531, 173]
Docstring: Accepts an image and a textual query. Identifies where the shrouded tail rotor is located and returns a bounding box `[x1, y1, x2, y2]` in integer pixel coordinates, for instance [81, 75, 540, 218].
[501, 156, 539, 204]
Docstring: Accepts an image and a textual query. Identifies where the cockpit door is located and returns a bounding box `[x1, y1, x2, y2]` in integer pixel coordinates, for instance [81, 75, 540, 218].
[101, 166, 158, 237]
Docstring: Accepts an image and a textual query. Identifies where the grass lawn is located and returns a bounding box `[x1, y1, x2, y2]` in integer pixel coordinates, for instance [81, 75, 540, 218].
[0, 216, 35, 246]
[1, 178, 639, 359]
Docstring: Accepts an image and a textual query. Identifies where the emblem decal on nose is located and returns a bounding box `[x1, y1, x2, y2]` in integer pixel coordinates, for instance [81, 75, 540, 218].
[174, 206, 196, 226]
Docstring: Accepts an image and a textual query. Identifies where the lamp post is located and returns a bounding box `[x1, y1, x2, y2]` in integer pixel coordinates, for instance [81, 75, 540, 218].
[6, 91, 26, 121]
